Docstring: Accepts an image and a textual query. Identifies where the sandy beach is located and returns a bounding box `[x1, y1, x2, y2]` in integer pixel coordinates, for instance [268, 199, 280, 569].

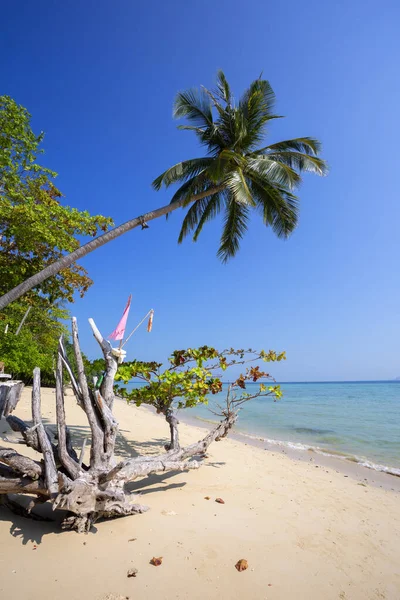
[0, 387, 399, 600]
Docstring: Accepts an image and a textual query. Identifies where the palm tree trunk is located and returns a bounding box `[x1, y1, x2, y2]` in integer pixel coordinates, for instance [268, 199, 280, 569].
[0, 186, 224, 310]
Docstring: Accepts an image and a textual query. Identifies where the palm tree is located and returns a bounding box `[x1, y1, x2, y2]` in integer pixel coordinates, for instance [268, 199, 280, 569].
[0, 71, 326, 310]
[153, 70, 327, 261]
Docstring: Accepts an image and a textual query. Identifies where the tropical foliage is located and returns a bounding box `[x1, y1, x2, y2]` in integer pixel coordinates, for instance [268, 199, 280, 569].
[115, 346, 286, 413]
[0, 95, 113, 378]
[154, 70, 327, 261]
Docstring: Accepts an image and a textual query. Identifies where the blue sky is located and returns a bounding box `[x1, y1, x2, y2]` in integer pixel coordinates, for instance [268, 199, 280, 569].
[2, 0, 400, 381]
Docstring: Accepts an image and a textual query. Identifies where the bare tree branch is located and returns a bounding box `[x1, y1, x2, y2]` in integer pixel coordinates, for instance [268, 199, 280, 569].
[0, 464, 48, 497]
[55, 349, 80, 478]
[31, 368, 58, 495]
[71, 317, 105, 470]
[88, 318, 118, 409]
[58, 336, 82, 406]
[0, 447, 43, 480]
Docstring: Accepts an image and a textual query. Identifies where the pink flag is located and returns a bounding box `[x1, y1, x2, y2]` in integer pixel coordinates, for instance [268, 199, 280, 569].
[109, 295, 132, 341]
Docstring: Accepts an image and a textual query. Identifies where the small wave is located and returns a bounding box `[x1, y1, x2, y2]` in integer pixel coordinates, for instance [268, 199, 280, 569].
[356, 460, 400, 477]
[189, 413, 400, 478]
[233, 430, 400, 477]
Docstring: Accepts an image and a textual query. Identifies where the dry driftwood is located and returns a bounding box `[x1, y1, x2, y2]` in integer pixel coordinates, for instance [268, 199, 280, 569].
[0, 317, 238, 533]
[0, 380, 24, 418]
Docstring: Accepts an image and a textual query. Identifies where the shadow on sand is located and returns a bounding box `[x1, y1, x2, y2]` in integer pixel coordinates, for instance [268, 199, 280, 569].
[0, 415, 226, 543]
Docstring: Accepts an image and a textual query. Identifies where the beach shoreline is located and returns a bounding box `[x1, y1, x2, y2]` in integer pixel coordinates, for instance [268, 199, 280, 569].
[128, 379, 400, 481]
[1, 387, 399, 600]
[176, 409, 400, 493]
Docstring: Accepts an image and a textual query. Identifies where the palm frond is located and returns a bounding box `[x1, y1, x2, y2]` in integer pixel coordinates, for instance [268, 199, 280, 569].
[219, 149, 247, 168]
[238, 78, 280, 150]
[177, 125, 207, 134]
[152, 157, 214, 190]
[225, 169, 255, 206]
[217, 196, 250, 262]
[177, 197, 210, 243]
[267, 151, 327, 175]
[161, 174, 210, 220]
[178, 122, 226, 154]
[201, 86, 226, 118]
[215, 70, 232, 104]
[168, 174, 213, 206]
[249, 177, 299, 238]
[265, 137, 322, 155]
[246, 156, 301, 190]
[173, 88, 213, 128]
[240, 78, 276, 116]
[193, 193, 223, 241]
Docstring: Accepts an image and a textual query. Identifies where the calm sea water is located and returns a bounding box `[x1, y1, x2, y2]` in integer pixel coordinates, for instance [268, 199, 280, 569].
[127, 381, 400, 474]
[186, 381, 400, 475]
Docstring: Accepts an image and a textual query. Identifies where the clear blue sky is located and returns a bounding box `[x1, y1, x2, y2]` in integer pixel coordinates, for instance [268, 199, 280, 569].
[2, 0, 400, 381]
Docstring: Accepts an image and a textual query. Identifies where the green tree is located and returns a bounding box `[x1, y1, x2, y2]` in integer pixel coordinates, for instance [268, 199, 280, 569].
[115, 346, 285, 450]
[0, 73, 326, 309]
[0, 96, 113, 374]
[0, 314, 63, 383]
[0, 96, 113, 304]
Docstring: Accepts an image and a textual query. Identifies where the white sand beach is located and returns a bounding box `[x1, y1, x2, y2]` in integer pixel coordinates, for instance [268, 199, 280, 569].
[0, 387, 399, 600]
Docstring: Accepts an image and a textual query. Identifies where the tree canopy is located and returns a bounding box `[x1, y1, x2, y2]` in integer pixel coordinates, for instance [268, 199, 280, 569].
[154, 70, 327, 261]
[0, 96, 113, 378]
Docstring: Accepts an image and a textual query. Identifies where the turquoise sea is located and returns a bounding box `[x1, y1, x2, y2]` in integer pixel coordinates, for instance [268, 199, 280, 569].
[186, 381, 400, 475]
[127, 380, 400, 474]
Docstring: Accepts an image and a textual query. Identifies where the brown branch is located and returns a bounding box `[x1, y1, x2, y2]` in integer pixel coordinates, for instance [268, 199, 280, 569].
[0, 464, 48, 497]
[0, 495, 51, 521]
[0, 447, 43, 480]
[58, 336, 83, 406]
[92, 390, 118, 462]
[55, 348, 80, 478]
[6, 415, 41, 451]
[6, 414, 77, 463]
[88, 318, 118, 409]
[101, 455, 201, 485]
[65, 427, 79, 463]
[103, 411, 237, 485]
[178, 411, 237, 459]
[71, 317, 105, 470]
[31, 368, 58, 495]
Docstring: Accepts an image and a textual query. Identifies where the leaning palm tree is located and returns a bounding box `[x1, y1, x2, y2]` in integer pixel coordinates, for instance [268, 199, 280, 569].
[0, 71, 326, 309]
